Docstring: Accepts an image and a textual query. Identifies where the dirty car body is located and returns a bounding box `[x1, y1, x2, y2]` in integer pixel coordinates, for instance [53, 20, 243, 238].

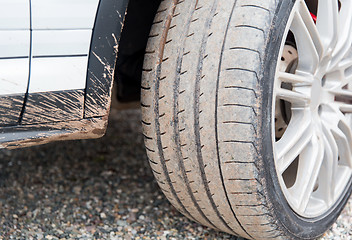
[0, 0, 130, 149]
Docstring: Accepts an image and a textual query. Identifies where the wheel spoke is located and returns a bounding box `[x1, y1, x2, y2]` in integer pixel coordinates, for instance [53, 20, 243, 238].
[330, 58, 352, 88]
[275, 110, 313, 173]
[320, 124, 339, 206]
[337, 57, 352, 72]
[276, 88, 310, 105]
[295, 134, 325, 213]
[332, 122, 352, 168]
[331, 1, 352, 68]
[291, 1, 323, 74]
[337, 103, 352, 113]
[316, 0, 339, 54]
[330, 89, 352, 99]
[277, 71, 313, 85]
[321, 105, 352, 167]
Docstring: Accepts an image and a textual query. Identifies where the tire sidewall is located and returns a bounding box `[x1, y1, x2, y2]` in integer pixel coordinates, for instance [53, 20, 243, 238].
[260, 0, 352, 238]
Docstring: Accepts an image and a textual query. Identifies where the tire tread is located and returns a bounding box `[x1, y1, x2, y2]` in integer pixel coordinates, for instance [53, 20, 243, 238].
[142, 0, 286, 239]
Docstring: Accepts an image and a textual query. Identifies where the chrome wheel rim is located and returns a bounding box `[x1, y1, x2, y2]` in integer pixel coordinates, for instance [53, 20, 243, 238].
[273, 0, 352, 218]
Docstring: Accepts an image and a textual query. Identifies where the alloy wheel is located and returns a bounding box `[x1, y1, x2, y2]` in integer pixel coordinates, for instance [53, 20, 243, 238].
[273, 0, 352, 218]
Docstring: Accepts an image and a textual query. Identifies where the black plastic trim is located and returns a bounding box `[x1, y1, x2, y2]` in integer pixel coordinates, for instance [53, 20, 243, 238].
[0, 116, 107, 149]
[84, 0, 129, 118]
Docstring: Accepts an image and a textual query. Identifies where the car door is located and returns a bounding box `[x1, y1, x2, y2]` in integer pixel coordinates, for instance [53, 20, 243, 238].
[22, 0, 100, 124]
[0, 0, 31, 126]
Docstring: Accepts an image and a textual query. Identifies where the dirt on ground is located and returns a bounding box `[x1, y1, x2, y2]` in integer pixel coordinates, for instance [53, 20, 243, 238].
[0, 109, 350, 239]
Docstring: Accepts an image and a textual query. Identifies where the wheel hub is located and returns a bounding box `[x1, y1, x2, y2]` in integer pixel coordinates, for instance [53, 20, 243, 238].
[311, 80, 323, 110]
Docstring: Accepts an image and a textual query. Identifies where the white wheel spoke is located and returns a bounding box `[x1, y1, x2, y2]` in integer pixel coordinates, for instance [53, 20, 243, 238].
[277, 71, 313, 85]
[295, 134, 325, 213]
[320, 124, 339, 206]
[332, 122, 352, 168]
[330, 89, 352, 99]
[291, 1, 323, 74]
[276, 88, 310, 105]
[337, 103, 352, 113]
[275, 110, 313, 173]
[330, 59, 352, 88]
[321, 105, 352, 167]
[338, 57, 352, 70]
[331, 1, 352, 68]
[316, 0, 339, 54]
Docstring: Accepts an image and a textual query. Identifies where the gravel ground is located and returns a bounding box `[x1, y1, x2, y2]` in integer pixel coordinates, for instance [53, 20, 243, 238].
[0, 109, 350, 240]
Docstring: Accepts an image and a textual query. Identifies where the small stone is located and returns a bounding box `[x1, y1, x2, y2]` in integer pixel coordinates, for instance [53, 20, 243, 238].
[131, 208, 139, 213]
[117, 220, 127, 227]
[85, 201, 92, 210]
[128, 212, 136, 222]
[73, 186, 81, 194]
[27, 193, 35, 199]
[100, 212, 107, 219]
[36, 233, 44, 240]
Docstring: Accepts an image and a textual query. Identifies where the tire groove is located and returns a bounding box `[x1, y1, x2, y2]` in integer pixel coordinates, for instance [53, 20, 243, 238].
[214, 1, 253, 239]
[240, 4, 270, 12]
[172, 0, 219, 230]
[222, 140, 259, 155]
[225, 68, 260, 83]
[222, 121, 257, 135]
[223, 85, 258, 98]
[152, 0, 194, 221]
[235, 25, 265, 34]
[193, 0, 240, 235]
[222, 103, 258, 116]
[229, 47, 262, 62]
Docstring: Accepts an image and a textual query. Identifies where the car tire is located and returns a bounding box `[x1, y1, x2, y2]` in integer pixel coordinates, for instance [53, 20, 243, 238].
[141, 0, 352, 239]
